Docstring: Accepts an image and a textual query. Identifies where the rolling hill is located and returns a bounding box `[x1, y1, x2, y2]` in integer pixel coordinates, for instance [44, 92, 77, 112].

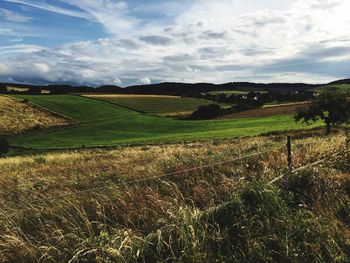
[8, 94, 319, 149]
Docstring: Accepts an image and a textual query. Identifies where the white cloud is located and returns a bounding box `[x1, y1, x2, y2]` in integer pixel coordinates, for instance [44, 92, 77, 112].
[139, 77, 151, 85]
[33, 62, 50, 73]
[0, 8, 32, 22]
[2, 0, 350, 85]
[0, 44, 44, 54]
[3, 0, 90, 19]
[59, 0, 137, 35]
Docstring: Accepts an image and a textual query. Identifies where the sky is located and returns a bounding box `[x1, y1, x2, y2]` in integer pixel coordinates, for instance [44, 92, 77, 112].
[0, 0, 350, 86]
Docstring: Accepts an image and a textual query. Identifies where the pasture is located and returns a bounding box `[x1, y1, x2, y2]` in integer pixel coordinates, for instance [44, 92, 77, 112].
[316, 84, 350, 94]
[84, 94, 217, 115]
[8, 95, 319, 149]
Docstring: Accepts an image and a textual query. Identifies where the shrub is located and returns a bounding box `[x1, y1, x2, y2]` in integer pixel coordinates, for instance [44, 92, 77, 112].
[0, 136, 9, 155]
[191, 104, 223, 119]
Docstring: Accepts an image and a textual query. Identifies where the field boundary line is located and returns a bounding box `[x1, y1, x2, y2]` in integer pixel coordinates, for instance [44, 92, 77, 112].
[75, 94, 147, 114]
[5, 94, 76, 122]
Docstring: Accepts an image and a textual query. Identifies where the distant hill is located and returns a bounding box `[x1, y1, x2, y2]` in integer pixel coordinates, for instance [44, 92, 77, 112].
[0, 79, 343, 96]
[122, 82, 321, 96]
[328, 78, 350, 85]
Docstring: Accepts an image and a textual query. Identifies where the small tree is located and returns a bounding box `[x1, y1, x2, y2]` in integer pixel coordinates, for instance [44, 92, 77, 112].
[0, 136, 9, 155]
[294, 91, 350, 134]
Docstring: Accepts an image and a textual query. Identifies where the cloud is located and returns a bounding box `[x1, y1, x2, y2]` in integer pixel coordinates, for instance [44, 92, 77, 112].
[200, 30, 228, 40]
[139, 77, 151, 85]
[0, 44, 45, 54]
[3, 0, 89, 19]
[59, 0, 138, 35]
[0, 8, 32, 22]
[2, 0, 350, 85]
[139, 35, 173, 45]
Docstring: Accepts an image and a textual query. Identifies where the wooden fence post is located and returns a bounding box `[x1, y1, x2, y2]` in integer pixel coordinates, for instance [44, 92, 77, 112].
[287, 136, 292, 174]
[346, 130, 349, 156]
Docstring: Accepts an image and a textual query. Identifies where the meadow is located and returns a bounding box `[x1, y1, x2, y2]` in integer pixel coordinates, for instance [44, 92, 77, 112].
[8, 95, 320, 149]
[316, 84, 350, 94]
[0, 131, 349, 262]
[84, 94, 217, 115]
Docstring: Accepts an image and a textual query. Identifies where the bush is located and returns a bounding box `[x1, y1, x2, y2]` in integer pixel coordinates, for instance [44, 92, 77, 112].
[191, 104, 223, 119]
[0, 136, 9, 155]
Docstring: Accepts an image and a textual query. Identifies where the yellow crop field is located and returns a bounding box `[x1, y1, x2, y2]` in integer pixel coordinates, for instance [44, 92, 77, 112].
[0, 95, 71, 135]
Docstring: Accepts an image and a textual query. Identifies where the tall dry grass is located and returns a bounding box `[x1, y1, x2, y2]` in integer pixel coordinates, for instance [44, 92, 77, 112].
[0, 95, 70, 135]
[0, 131, 349, 262]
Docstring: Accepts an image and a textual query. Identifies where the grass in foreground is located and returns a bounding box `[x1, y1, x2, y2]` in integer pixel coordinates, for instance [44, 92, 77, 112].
[0, 132, 349, 262]
[0, 95, 70, 135]
[9, 95, 320, 149]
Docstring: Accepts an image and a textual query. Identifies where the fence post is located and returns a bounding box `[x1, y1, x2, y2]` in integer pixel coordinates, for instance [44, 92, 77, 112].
[287, 136, 292, 174]
[346, 130, 349, 156]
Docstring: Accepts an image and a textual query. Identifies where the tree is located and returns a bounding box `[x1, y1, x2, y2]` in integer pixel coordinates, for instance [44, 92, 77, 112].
[191, 104, 223, 120]
[294, 91, 350, 134]
[0, 136, 9, 155]
[0, 84, 7, 94]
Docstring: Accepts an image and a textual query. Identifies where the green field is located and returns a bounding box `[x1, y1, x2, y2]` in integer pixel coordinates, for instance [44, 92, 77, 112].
[85, 95, 217, 114]
[316, 84, 350, 94]
[9, 95, 320, 149]
[206, 90, 268, 95]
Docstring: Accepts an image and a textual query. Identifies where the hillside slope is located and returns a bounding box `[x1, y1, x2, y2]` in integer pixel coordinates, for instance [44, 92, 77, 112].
[0, 95, 70, 135]
[9, 95, 319, 149]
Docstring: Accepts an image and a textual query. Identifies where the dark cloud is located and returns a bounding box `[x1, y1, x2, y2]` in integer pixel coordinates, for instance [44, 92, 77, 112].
[257, 44, 350, 78]
[198, 46, 233, 59]
[301, 45, 350, 58]
[200, 30, 227, 39]
[118, 39, 142, 50]
[139, 35, 173, 45]
[163, 53, 197, 62]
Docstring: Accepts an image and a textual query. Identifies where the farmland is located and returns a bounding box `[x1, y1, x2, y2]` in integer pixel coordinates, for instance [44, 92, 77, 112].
[84, 94, 217, 115]
[222, 102, 309, 119]
[0, 95, 70, 135]
[7, 94, 320, 149]
[315, 84, 350, 94]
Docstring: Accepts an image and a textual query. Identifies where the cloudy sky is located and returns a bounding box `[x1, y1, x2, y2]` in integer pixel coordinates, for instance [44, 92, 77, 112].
[0, 0, 350, 86]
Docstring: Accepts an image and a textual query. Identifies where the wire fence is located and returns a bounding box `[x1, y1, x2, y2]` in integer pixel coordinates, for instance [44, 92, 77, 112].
[3, 132, 349, 203]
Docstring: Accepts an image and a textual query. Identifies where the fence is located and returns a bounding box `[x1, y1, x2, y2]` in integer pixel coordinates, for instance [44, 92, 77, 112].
[4, 132, 349, 204]
[59, 131, 350, 196]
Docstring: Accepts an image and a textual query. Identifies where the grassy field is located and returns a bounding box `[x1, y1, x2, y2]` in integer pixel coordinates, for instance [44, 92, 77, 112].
[8, 95, 321, 149]
[1, 132, 349, 262]
[206, 90, 268, 95]
[0, 95, 70, 135]
[84, 94, 217, 115]
[316, 84, 350, 94]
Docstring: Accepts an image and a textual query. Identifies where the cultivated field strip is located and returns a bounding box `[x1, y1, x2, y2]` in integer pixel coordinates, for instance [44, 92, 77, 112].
[0, 95, 71, 135]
